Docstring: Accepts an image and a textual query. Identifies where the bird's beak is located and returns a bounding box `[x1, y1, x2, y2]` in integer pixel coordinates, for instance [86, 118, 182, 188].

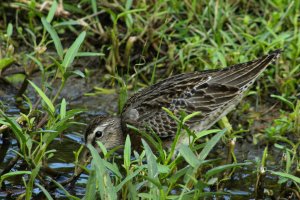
[58, 146, 92, 186]
[74, 146, 92, 176]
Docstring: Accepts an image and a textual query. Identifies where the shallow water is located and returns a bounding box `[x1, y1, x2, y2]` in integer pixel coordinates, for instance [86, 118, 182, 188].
[0, 75, 119, 199]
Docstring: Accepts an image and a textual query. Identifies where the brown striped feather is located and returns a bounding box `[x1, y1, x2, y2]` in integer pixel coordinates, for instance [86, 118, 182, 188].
[121, 50, 282, 140]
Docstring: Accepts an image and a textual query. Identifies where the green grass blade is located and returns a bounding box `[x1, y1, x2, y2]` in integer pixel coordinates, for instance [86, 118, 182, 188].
[102, 159, 122, 178]
[85, 166, 97, 200]
[179, 145, 200, 168]
[271, 94, 295, 110]
[35, 183, 54, 200]
[0, 110, 26, 149]
[115, 165, 146, 192]
[46, 0, 57, 23]
[60, 98, 66, 120]
[198, 129, 226, 161]
[0, 171, 31, 187]
[26, 54, 44, 73]
[142, 139, 161, 197]
[51, 179, 81, 200]
[205, 162, 251, 179]
[182, 111, 201, 124]
[6, 22, 13, 37]
[26, 163, 41, 200]
[41, 17, 63, 60]
[28, 80, 55, 114]
[142, 139, 159, 181]
[76, 52, 104, 57]
[72, 70, 85, 78]
[196, 129, 222, 140]
[124, 135, 131, 171]
[62, 31, 86, 70]
[269, 170, 300, 183]
[88, 144, 118, 200]
[0, 57, 14, 70]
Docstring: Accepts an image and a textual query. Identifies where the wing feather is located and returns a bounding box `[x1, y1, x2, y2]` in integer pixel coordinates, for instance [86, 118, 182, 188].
[121, 50, 281, 138]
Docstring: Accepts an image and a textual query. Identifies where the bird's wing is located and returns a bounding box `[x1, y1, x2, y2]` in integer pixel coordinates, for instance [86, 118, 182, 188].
[121, 73, 237, 138]
[121, 50, 281, 138]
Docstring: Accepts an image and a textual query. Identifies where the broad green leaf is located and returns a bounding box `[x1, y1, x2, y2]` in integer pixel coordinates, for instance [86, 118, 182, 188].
[269, 170, 300, 183]
[53, 20, 82, 27]
[65, 108, 86, 118]
[271, 94, 294, 110]
[116, 165, 146, 192]
[142, 139, 160, 197]
[7, 23, 13, 37]
[26, 163, 41, 200]
[169, 166, 189, 185]
[72, 70, 85, 78]
[88, 144, 118, 200]
[36, 183, 54, 200]
[0, 110, 26, 149]
[102, 159, 122, 178]
[198, 129, 226, 161]
[41, 17, 63, 60]
[50, 56, 64, 74]
[0, 171, 31, 187]
[60, 98, 66, 120]
[261, 147, 268, 167]
[91, 0, 97, 13]
[162, 107, 179, 122]
[205, 162, 251, 178]
[216, 51, 227, 67]
[157, 164, 170, 174]
[28, 80, 55, 114]
[138, 193, 154, 199]
[124, 135, 131, 171]
[182, 111, 201, 124]
[26, 54, 44, 73]
[5, 74, 25, 84]
[179, 145, 200, 168]
[62, 31, 86, 70]
[118, 83, 128, 113]
[51, 179, 81, 200]
[142, 139, 159, 181]
[0, 119, 9, 126]
[196, 129, 222, 139]
[116, 8, 146, 21]
[85, 165, 97, 199]
[46, 0, 57, 23]
[96, 141, 107, 156]
[0, 57, 14, 70]
[76, 52, 104, 57]
[124, 0, 133, 29]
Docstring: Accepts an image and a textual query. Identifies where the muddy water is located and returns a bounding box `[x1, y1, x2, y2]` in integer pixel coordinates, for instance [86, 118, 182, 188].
[0, 77, 288, 199]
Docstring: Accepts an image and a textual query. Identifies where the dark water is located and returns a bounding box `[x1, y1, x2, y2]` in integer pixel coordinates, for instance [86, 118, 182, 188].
[0, 75, 119, 199]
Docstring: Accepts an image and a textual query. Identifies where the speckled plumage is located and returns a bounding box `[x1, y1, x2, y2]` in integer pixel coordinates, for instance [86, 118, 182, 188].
[85, 50, 281, 150]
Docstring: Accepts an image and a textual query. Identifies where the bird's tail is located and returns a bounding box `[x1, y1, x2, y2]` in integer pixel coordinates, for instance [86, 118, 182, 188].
[211, 49, 282, 89]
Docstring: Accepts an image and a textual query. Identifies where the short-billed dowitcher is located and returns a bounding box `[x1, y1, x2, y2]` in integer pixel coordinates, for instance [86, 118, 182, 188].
[85, 50, 281, 151]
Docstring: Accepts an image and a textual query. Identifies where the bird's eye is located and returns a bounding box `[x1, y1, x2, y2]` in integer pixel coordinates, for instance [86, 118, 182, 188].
[95, 131, 103, 138]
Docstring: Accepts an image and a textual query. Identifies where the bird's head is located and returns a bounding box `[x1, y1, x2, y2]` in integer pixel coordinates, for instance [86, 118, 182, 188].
[84, 115, 124, 152]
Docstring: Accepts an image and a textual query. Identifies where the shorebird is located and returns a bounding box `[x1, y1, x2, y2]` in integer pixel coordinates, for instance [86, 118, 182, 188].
[84, 50, 281, 152]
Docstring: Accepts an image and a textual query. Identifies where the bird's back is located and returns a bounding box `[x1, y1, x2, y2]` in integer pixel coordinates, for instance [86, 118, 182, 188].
[120, 50, 282, 143]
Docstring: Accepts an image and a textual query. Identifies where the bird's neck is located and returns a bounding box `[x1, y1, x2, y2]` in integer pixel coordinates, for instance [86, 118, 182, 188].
[111, 117, 126, 146]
